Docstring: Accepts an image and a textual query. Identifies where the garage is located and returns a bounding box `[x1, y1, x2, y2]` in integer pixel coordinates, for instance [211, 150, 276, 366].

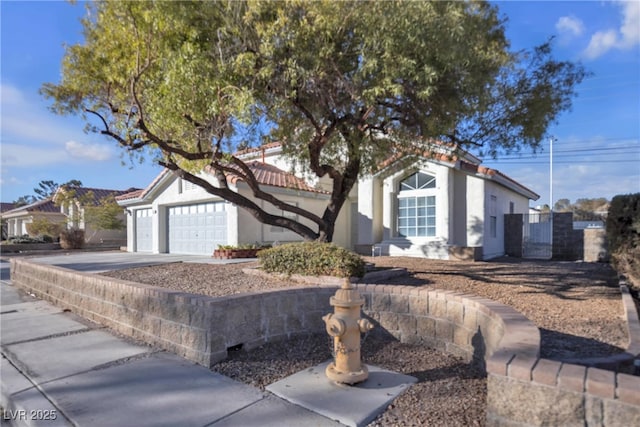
[168, 202, 227, 255]
[135, 208, 153, 252]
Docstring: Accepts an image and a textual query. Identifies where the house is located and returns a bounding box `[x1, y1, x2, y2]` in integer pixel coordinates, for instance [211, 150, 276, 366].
[1, 202, 18, 240]
[2, 199, 66, 238]
[2, 187, 135, 245]
[116, 143, 539, 260]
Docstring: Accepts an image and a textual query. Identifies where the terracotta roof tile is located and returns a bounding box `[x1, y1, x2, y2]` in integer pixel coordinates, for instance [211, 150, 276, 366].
[0, 202, 16, 213]
[233, 141, 282, 157]
[58, 186, 141, 205]
[115, 189, 145, 201]
[2, 198, 59, 214]
[226, 161, 329, 194]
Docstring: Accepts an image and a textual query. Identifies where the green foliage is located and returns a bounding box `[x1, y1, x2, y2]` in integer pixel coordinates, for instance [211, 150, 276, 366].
[25, 218, 63, 238]
[83, 195, 125, 231]
[8, 235, 53, 244]
[55, 190, 124, 231]
[258, 242, 365, 278]
[606, 194, 640, 284]
[554, 197, 609, 221]
[13, 195, 37, 207]
[41, 0, 587, 242]
[217, 243, 271, 250]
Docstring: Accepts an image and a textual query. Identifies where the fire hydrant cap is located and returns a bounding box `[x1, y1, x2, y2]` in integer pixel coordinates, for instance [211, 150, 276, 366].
[330, 289, 364, 307]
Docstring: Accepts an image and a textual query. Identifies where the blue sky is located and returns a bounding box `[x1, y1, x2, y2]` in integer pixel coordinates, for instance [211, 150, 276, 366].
[1, 1, 639, 208]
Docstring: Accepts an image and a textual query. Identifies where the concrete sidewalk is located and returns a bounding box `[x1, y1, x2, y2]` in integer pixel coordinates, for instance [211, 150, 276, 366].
[0, 276, 341, 427]
[1, 254, 415, 426]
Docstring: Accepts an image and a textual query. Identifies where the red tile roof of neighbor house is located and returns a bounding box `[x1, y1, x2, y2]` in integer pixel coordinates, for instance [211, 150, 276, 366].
[57, 186, 140, 202]
[2, 198, 60, 214]
[0, 202, 16, 213]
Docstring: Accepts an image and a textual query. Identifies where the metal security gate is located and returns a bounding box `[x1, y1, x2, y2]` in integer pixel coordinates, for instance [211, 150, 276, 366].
[168, 202, 227, 255]
[522, 213, 552, 259]
[135, 208, 153, 252]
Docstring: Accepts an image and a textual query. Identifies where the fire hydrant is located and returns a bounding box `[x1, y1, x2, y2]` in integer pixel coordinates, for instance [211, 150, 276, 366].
[322, 279, 374, 384]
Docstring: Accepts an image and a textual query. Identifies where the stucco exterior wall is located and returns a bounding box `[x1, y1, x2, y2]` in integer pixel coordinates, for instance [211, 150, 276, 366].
[480, 181, 530, 260]
[120, 170, 354, 253]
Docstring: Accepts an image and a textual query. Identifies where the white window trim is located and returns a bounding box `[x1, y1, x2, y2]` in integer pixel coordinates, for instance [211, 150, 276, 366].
[396, 171, 438, 239]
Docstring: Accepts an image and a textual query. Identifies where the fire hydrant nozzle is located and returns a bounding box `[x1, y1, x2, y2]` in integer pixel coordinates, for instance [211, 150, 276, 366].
[322, 280, 374, 384]
[323, 313, 346, 337]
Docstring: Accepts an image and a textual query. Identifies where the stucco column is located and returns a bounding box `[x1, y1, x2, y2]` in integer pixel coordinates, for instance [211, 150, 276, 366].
[357, 178, 375, 245]
[382, 179, 394, 240]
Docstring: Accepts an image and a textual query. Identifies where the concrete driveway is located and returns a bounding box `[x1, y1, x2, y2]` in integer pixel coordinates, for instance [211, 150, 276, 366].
[4, 251, 255, 274]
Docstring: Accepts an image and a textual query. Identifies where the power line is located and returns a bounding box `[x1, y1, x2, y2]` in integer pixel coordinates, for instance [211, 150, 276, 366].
[481, 146, 640, 161]
[482, 159, 639, 165]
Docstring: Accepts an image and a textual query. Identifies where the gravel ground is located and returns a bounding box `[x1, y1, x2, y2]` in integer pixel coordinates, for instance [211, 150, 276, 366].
[102, 257, 630, 427]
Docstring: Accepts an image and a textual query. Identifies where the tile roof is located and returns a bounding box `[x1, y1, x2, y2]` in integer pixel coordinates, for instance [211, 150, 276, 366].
[2, 198, 60, 214]
[115, 169, 171, 202]
[225, 161, 328, 194]
[233, 141, 282, 157]
[459, 161, 539, 199]
[118, 160, 328, 204]
[0, 202, 16, 213]
[57, 186, 140, 204]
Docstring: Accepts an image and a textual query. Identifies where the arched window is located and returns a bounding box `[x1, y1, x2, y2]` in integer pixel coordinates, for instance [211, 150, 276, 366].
[397, 172, 436, 237]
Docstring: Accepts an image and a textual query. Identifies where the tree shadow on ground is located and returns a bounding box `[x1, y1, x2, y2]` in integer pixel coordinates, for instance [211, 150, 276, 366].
[366, 256, 622, 302]
[539, 328, 625, 361]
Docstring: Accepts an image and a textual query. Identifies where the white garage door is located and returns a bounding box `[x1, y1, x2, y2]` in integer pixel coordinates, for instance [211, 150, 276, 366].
[168, 202, 227, 255]
[135, 208, 153, 252]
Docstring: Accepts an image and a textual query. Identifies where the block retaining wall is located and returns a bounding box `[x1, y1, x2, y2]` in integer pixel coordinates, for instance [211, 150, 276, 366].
[9, 258, 640, 426]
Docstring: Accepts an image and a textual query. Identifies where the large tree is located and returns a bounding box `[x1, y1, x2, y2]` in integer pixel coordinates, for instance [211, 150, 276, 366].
[42, 1, 587, 242]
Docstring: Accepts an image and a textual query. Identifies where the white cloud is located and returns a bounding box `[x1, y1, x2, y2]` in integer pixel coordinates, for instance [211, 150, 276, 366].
[65, 140, 112, 161]
[0, 143, 69, 167]
[0, 83, 86, 146]
[556, 16, 584, 37]
[583, 0, 640, 59]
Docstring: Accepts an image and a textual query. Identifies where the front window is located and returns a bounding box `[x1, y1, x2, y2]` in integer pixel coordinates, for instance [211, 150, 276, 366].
[397, 172, 436, 237]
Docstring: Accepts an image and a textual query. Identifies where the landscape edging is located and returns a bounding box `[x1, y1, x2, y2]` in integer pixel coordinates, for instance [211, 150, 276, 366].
[8, 258, 640, 426]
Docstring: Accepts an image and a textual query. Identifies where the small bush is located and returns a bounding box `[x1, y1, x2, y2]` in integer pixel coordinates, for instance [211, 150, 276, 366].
[9, 234, 49, 244]
[26, 218, 63, 238]
[60, 229, 85, 249]
[258, 242, 365, 278]
[607, 193, 640, 285]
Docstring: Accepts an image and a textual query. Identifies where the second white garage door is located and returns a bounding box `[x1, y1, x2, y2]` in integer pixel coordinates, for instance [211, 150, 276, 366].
[168, 202, 227, 255]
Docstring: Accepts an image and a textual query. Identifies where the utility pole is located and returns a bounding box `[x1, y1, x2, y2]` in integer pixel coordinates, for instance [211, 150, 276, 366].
[549, 136, 556, 260]
[550, 136, 554, 212]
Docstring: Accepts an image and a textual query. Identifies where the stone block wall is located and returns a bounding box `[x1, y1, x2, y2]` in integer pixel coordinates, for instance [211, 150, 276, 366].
[10, 258, 640, 426]
[504, 214, 523, 258]
[9, 258, 335, 366]
[553, 212, 584, 261]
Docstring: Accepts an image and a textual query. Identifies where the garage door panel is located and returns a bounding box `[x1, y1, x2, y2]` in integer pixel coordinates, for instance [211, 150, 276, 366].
[168, 202, 227, 255]
[135, 209, 153, 252]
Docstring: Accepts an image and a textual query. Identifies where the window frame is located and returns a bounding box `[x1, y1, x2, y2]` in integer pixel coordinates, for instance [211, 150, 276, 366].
[396, 172, 437, 238]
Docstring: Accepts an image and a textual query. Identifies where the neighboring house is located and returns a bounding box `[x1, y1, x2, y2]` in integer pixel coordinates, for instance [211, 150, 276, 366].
[2, 199, 66, 238]
[117, 143, 539, 260]
[1, 202, 18, 240]
[2, 187, 135, 245]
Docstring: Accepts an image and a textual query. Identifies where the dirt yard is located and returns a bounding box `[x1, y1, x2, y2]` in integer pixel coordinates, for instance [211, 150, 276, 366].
[102, 257, 629, 426]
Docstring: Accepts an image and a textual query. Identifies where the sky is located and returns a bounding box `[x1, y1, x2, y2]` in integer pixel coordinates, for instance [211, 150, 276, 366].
[1, 0, 639, 208]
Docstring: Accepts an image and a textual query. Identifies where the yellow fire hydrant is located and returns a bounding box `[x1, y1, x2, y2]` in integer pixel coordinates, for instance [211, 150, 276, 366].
[322, 279, 374, 384]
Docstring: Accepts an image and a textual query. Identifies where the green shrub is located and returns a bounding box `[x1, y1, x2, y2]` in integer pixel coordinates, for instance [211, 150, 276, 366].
[60, 228, 85, 249]
[9, 234, 49, 244]
[26, 218, 63, 238]
[258, 242, 365, 278]
[606, 193, 640, 284]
